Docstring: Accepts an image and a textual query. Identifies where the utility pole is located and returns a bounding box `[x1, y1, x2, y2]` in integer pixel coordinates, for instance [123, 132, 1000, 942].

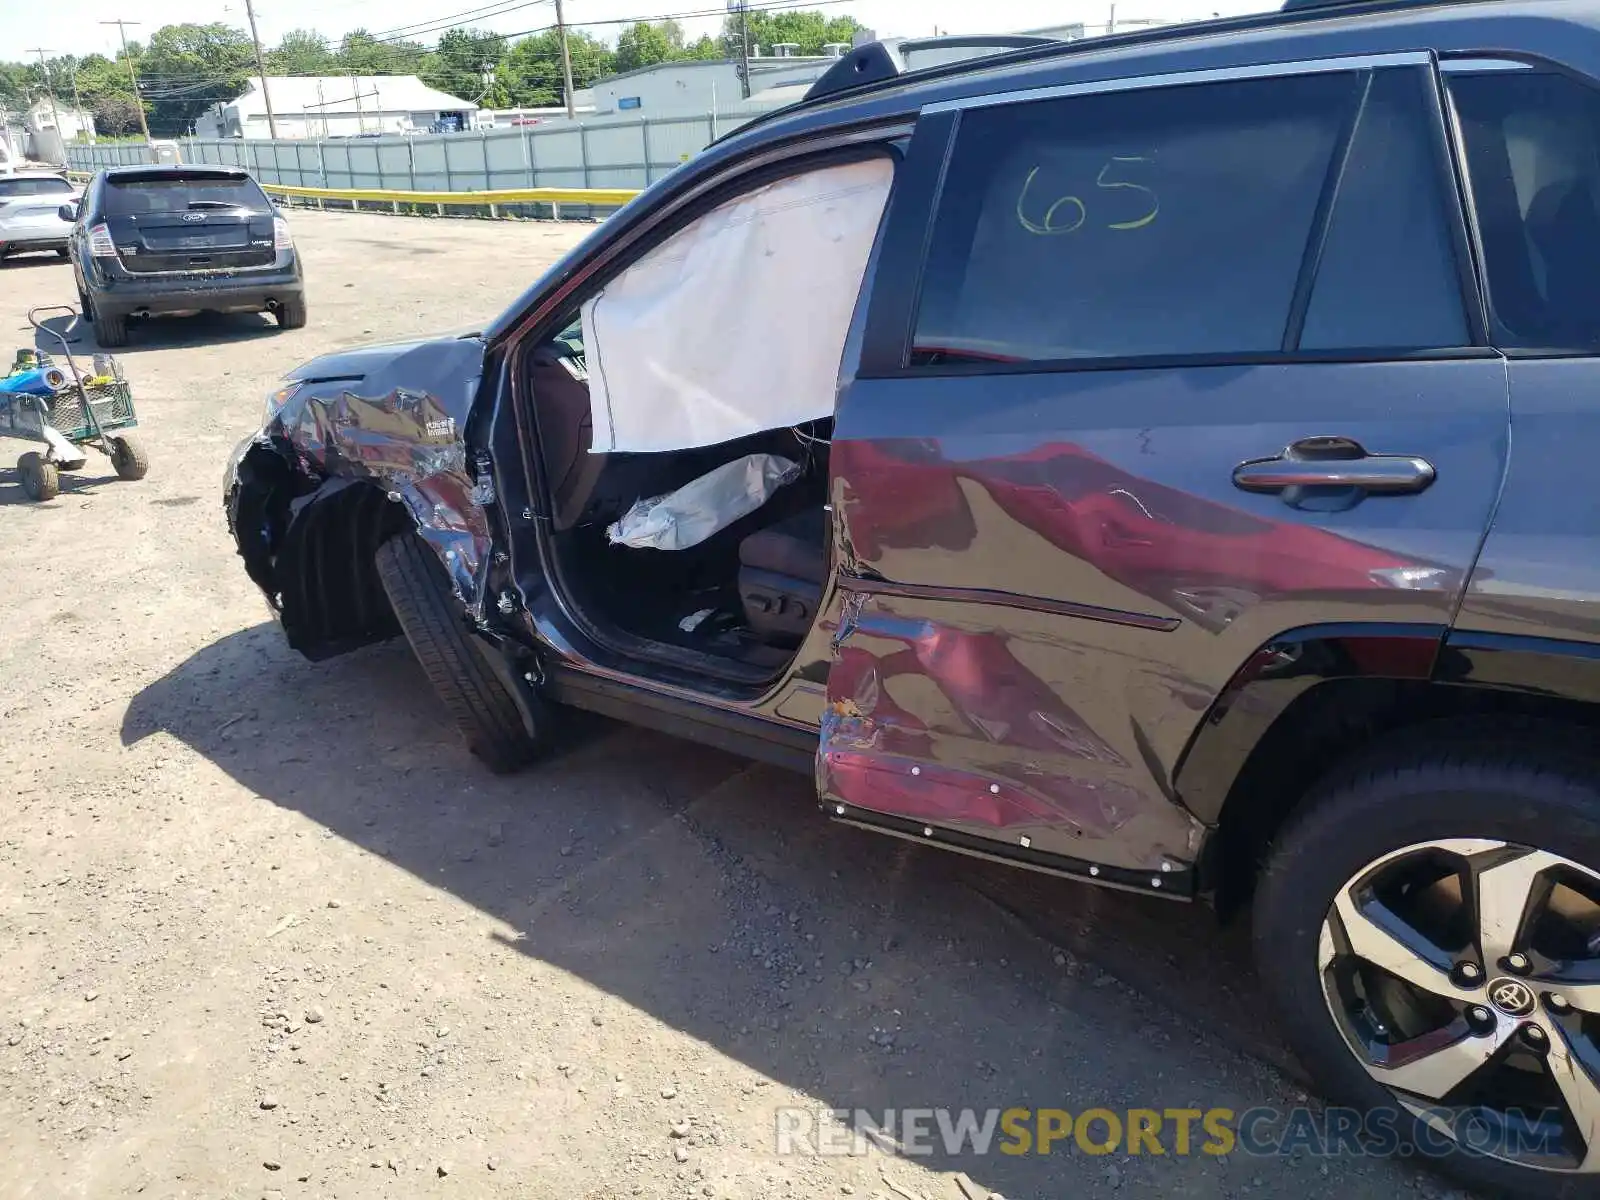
[242, 0, 279, 139]
[736, 1, 751, 99]
[101, 20, 153, 148]
[28, 49, 64, 153]
[350, 70, 366, 135]
[65, 56, 92, 144]
[553, 0, 577, 121]
[1108, 3, 1117, 34]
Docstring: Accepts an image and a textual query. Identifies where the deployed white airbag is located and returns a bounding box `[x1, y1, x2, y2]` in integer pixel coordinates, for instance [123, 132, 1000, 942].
[606, 453, 801, 551]
[581, 157, 894, 453]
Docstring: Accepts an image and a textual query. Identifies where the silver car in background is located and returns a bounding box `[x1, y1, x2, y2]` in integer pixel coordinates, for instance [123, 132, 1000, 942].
[0, 174, 80, 262]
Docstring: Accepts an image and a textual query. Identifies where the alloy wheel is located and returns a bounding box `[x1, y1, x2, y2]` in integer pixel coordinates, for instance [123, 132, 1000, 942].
[1320, 837, 1600, 1171]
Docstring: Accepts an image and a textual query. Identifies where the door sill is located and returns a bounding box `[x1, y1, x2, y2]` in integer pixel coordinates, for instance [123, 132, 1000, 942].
[544, 664, 816, 773]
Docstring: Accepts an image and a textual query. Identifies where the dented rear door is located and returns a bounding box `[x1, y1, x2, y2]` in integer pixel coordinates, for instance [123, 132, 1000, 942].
[817, 58, 1509, 887]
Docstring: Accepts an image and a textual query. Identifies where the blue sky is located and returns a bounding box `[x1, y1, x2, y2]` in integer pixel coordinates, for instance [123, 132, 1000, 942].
[3, 0, 1274, 65]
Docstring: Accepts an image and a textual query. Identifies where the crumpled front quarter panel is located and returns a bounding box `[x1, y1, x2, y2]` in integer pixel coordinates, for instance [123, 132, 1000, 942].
[252, 336, 491, 600]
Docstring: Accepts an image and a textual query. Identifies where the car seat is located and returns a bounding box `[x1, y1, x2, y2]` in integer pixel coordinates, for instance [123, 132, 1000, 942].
[737, 508, 829, 645]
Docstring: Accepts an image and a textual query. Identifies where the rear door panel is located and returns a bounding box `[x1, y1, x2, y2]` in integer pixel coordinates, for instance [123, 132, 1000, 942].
[822, 361, 1508, 873]
[819, 59, 1510, 877]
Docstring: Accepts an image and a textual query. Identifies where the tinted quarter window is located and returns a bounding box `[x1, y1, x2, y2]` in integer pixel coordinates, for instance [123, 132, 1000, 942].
[1300, 69, 1469, 350]
[911, 72, 1358, 366]
[1450, 69, 1600, 351]
[103, 175, 270, 217]
[0, 176, 74, 197]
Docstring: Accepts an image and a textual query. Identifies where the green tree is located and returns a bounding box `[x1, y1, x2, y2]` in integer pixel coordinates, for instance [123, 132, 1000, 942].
[267, 30, 338, 76]
[682, 35, 723, 61]
[92, 96, 145, 136]
[48, 54, 141, 136]
[337, 31, 429, 77]
[725, 10, 863, 56]
[500, 30, 612, 107]
[0, 62, 35, 111]
[614, 21, 688, 73]
[138, 23, 255, 135]
[420, 28, 507, 105]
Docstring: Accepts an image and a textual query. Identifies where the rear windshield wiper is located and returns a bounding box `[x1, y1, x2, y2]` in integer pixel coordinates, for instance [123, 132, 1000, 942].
[186, 199, 244, 209]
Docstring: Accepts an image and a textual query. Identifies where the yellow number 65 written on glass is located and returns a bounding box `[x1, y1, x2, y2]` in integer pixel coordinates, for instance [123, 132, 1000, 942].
[1016, 155, 1159, 236]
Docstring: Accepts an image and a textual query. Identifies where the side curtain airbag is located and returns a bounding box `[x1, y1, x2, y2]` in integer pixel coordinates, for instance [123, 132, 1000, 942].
[582, 157, 894, 453]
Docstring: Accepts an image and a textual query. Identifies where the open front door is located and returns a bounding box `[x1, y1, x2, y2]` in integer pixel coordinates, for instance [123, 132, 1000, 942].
[816, 58, 1511, 891]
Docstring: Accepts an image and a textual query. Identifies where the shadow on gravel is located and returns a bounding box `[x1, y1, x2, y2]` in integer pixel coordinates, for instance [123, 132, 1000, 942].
[124, 624, 1310, 1199]
[0, 461, 123, 505]
[31, 310, 282, 356]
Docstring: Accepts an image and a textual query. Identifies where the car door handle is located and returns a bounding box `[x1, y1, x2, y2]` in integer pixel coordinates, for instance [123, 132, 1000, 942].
[1233, 437, 1436, 496]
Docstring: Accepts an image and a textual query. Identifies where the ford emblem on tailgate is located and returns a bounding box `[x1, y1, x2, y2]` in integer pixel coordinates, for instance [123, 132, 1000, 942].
[181, 212, 206, 222]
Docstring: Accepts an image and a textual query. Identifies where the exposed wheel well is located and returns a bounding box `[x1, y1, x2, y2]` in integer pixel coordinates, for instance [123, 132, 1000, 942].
[1206, 677, 1600, 919]
[232, 450, 411, 660]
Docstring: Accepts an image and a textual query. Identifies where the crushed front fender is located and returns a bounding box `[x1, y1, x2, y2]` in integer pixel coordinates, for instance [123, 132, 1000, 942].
[223, 334, 496, 659]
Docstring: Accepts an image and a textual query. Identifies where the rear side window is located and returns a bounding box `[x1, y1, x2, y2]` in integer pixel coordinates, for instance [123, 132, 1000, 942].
[102, 175, 269, 217]
[1300, 69, 1468, 350]
[1449, 69, 1600, 350]
[911, 67, 1468, 367]
[0, 176, 73, 197]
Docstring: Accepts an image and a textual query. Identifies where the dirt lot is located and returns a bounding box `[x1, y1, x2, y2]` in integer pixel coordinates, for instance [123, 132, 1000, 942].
[0, 212, 1467, 1200]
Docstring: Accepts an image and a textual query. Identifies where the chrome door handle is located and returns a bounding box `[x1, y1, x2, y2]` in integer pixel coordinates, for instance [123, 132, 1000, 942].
[1233, 436, 1436, 496]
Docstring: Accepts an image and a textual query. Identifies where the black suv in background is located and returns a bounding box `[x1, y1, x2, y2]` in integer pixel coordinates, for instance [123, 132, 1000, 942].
[65, 165, 306, 347]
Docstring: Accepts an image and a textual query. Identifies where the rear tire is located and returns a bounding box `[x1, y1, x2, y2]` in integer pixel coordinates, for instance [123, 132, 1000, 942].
[17, 452, 59, 501]
[93, 308, 128, 349]
[373, 531, 541, 774]
[108, 435, 149, 481]
[56, 247, 70, 259]
[275, 297, 307, 330]
[1253, 726, 1600, 1199]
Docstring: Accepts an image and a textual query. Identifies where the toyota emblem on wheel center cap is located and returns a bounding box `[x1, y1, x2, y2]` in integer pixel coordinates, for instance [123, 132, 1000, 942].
[1488, 977, 1537, 1017]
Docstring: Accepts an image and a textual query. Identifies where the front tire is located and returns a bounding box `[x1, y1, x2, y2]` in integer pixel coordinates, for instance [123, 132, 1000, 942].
[1254, 727, 1600, 1197]
[373, 531, 540, 774]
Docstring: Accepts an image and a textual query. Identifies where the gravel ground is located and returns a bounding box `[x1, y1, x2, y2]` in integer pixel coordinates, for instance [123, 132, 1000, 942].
[0, 211, 1468, 1200]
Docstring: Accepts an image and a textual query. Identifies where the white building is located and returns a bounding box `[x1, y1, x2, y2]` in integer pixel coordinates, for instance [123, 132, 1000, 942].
[579, 26, 1117, 121]
[194, 76, 477, 139]
[585, 50, 844, 120]
[25, 97, 94, 143]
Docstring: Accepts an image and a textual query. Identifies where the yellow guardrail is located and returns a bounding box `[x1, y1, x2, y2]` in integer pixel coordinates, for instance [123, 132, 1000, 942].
[261, 182, 641, 207]
[61, 169, 641, 215]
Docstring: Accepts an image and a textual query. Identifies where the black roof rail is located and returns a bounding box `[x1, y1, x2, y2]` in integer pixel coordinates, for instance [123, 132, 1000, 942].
[802, 34, 1060, 103]
[746, 0, 1502, 139]
[1280, 0, 1447, 9]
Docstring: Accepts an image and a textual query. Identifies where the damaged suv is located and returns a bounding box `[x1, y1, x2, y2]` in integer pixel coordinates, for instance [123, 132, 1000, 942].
[227, 2, 1600, 1192]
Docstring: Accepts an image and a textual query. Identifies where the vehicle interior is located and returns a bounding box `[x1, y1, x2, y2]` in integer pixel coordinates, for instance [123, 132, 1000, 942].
[517, 155, 894, 684]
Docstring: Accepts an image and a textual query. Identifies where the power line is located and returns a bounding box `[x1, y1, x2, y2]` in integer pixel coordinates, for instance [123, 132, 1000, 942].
[101, 19, 154, 146]
[362, 0, 855, 47]
[371, 0, 552, 40]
